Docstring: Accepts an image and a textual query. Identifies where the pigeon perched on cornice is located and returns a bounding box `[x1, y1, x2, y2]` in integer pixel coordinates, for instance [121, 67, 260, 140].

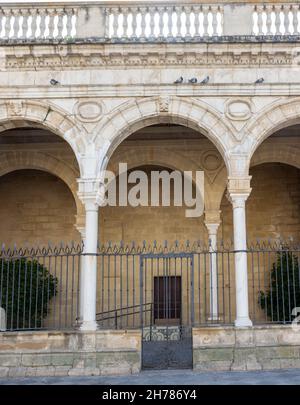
[200, 76, 210, 84]
[174, 76, 184, 84]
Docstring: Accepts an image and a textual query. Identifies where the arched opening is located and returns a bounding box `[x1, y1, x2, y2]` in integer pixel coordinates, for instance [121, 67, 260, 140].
[219, 124, 300, 324]
[0, 170, 79, 246]
[0, 127, 81, 246]
[0, 127, 83, 330]
[100, 123, 228, 244]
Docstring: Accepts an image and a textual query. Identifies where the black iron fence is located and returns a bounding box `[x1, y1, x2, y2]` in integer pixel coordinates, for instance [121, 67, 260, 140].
[247, 241, 300, 324]
[0, 243, 82, 331]
[0, 241, 299, 331]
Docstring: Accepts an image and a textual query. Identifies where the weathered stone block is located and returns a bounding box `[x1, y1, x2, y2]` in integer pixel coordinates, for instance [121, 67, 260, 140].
[194, 348, 234, 362]
[0, 354, 21, 367]
[35, 366, 56, 377]
[8, 367, 27, 377]
[68, 367, 100, 376]
[51, 353, 74, 366]
[194, 360, 232, 372]
[22, 354, 52, 367]
[0, 367, 9, 377]
[54, 366, 71, 376]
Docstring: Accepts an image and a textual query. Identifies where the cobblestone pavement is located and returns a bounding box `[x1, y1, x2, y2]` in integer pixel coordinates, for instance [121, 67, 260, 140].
[0, 369, 300, 385]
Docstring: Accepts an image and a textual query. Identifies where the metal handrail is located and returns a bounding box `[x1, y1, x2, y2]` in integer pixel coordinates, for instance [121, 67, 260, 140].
[96, 302, 153, 328]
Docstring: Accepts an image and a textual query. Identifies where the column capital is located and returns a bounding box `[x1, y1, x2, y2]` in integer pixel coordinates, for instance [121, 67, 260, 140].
[205, 210, 221, 228]
[226, 176, 252, 206]
[205, 222, 220, 236]
[77, 178, 105, 208]
[75, 224, 86, 239]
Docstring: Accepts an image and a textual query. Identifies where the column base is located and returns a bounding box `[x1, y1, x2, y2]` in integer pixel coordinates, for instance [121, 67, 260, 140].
[80, 320, 98, 331]
[234, 317, 253, 328]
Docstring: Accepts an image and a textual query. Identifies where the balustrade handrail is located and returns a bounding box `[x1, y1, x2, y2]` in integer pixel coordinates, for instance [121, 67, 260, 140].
[0, 2, 300, 42]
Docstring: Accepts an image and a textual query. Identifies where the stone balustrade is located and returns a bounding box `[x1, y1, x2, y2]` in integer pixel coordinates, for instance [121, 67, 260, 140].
[253, 3, 300, 35]
[0, 1, 299, 41]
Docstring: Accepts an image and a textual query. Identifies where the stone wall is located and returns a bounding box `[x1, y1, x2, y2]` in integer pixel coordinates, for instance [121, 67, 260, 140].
[193, 325, 300, 371]
[0, 330, 141, 377]
[0, 170, 79, 247]
[221, 162, 300, 242]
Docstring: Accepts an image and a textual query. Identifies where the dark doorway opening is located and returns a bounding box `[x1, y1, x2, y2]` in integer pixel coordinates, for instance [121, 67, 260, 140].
[154, 276, 181, 325]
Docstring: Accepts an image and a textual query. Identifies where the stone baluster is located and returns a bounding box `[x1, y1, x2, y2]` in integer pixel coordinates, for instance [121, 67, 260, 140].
[112, 7, 119, 39]
[4, 9, 11, 40]
[158, 7, 164, 38]
[185, 7, 191, 38]
[149, 7, 156, 39]
[193, 6, 200, 38]
[256, 5, 264, 35]
[167, 6, 173, 39]
[175, 6, 182, 38]
[203, 5, 209, 37]
[140, 7, 146, 40]
[218, 7, 224, 35]
[29, 9, 37, 40]
[212, 6, 218, 36]
[122, 7, 129, 40]
[38, 9, 47, 39]
[20, 9, 29, 40]
[292, 5, 299, 35]
[66, 9, 74, 37]
[0, 9, 4, 38]
[275, 5, 281, 35]
[48, 9, 56, 39]
[56, 9, 64, 39]
[12, 8, 20, 39]
[283, 5, 290, 35]
[131, 7, 138, 39]
[104, 7, 110, 39]
[265, 5, 272, 35]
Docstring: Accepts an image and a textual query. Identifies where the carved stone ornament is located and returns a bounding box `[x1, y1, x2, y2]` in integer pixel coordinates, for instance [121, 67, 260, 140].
[6, 100, 24, 116]
[201, 151, 222, 171]
[225, 99, 252, 121]
[159, 96, 169, 113]
[74, 100, 103, 123]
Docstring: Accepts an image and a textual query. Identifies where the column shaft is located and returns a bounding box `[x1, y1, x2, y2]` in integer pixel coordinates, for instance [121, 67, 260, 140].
[80, 202, 99, 331]
[231, 196, 252, 327]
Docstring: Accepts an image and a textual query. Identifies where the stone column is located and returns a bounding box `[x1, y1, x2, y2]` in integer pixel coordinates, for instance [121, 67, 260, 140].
[77, 179, 103, 331]
[227, 177, 253, 327]
[205, 211, 221, 321]
[75, 221, 86, 324]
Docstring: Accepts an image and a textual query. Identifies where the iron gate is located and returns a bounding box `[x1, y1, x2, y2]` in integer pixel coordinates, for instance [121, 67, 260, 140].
[140, 253, 193, 369]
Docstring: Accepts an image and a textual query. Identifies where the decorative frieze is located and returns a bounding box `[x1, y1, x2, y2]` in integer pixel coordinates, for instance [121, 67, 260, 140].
[1, 46, 299, 71]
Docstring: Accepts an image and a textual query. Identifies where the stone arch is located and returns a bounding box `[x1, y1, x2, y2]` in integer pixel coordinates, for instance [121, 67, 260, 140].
[94, 96, 235, 174]
[108, 147, 199, 173]
[0, 100, 88, 175]
[0, 151, 84, 221]
[108, 146, 228, 212]
[244, 97, 300, 167]
[251, 143, 300, 170]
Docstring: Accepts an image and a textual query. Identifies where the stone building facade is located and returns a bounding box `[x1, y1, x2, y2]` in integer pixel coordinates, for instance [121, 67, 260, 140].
[0, 1, 300, 375]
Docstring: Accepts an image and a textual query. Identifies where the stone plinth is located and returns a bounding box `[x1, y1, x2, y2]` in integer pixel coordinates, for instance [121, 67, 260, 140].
[193, 325, 300, 371]
[0, 329, 141, 377]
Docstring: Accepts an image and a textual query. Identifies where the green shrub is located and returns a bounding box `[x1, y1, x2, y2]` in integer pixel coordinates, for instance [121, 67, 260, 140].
[0, 258, 58, 329]
[259, 251, 300, 322]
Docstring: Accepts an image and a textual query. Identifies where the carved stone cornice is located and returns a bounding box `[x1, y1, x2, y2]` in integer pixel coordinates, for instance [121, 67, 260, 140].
[0, 42, 299, 71]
